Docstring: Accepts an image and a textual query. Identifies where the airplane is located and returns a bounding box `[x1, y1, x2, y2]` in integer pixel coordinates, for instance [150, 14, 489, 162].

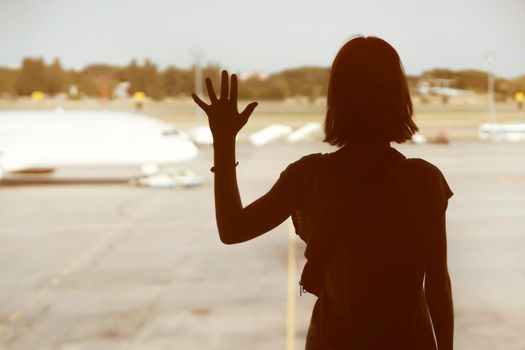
[479, 123, 525, 142]
[417, 79, 472, 97]
[0, 109, 201, 186]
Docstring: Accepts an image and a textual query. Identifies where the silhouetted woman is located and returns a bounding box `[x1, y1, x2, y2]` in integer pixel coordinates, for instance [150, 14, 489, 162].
[192, 36, 454, 350]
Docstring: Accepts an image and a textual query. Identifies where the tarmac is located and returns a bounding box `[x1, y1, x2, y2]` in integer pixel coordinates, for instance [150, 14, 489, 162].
[1, 141, 524, 349]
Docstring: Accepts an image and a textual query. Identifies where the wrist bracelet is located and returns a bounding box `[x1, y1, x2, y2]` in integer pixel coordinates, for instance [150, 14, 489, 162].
[210, 161, 239, 173]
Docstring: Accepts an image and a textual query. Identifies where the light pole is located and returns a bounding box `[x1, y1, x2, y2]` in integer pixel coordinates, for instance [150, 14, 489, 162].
[0, 151, 3, 182]
[485, 52, 496, 125]
[191, 49, 204, 118]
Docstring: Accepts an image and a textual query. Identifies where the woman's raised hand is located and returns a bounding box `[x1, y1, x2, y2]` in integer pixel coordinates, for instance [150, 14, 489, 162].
[192, 70, 258, 143]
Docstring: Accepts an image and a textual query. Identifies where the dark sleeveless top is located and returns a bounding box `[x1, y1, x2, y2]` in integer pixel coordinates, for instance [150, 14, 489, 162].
[274, 146, 453, 350]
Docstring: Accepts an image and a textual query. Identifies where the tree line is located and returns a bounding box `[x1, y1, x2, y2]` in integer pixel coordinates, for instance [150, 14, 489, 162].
[0, 57, 524, 101]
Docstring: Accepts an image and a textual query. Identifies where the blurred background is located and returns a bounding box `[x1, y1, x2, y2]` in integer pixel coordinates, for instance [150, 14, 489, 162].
[0, 0, 524, 349]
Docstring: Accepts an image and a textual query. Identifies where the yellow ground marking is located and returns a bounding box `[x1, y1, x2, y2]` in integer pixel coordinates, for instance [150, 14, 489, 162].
[286, 220, 297, 350]
[8, 310, 23, 323]
[69, 260, 80, 270]
[50, 276, 61, 287]
[4, 194, 162, 338]
[62, 267, 72, 277]
[25, 297, 36, 309]
[103, 230, 116, 240]
[500, 175, 525, 181]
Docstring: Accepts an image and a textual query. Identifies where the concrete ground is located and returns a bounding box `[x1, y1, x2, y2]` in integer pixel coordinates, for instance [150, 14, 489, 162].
[0, 141, 524, 349]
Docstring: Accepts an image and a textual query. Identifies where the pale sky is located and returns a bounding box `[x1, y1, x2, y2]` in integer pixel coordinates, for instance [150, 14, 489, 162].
[0, 0, 524, 77]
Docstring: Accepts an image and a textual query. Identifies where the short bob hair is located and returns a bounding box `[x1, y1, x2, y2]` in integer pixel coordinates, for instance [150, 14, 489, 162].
[323, 36, 418, 146]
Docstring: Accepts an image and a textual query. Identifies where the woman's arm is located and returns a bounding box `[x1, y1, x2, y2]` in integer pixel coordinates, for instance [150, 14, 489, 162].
[425, 212, 454, 350]
[192, 71, 292, 244]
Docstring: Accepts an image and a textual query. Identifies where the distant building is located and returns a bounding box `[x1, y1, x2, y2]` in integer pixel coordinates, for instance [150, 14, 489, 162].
[113, 81, 131, 99]
[239, 71, 269, 81]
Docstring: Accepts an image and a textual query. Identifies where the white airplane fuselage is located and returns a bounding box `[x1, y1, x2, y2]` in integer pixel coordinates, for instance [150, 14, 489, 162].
[0, 110, 198, 173]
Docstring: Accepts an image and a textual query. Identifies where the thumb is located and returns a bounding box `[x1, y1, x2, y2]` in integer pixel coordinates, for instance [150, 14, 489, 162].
[240, 102, 258, 124]
[192, 93, 210, 113]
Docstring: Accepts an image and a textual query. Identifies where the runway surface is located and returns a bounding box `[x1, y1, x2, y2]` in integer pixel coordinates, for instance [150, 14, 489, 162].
[1, 141, 524, 349]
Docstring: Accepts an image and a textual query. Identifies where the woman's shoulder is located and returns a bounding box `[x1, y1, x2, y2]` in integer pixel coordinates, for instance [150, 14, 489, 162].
[285, 152, 326, 172]
[294, 151, 328, 164]
[403, 156, 454, 209]
[403, 157, 447, 181]
[279, 152, 329, 188]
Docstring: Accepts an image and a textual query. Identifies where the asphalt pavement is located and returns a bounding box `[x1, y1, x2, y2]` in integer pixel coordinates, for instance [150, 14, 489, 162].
[1, 141, 524, 349]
